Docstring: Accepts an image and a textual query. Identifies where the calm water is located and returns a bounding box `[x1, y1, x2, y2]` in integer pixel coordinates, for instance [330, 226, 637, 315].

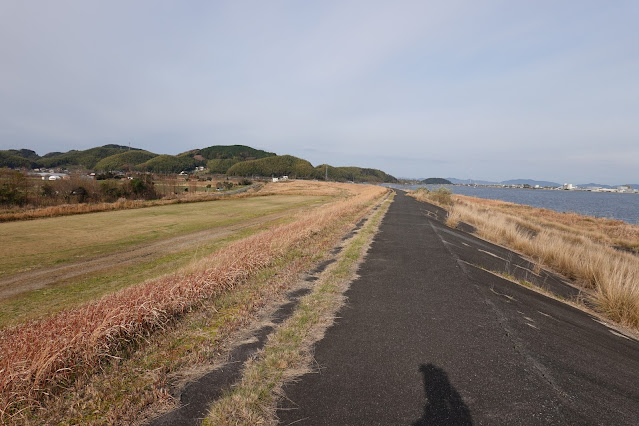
[385, 185, 639, 225]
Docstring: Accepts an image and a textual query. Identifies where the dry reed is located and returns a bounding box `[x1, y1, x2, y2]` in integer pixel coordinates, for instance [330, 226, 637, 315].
[454, 194, 639, 252]
[413, 191, 639, 330]
[0, 183, 387, 421]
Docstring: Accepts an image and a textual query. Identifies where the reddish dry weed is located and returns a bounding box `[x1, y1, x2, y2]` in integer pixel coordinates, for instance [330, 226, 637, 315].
[0, 183, 387, 421]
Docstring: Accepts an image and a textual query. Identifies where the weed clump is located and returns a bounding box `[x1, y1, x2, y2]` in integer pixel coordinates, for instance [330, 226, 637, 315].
[412, 186, 453, 206]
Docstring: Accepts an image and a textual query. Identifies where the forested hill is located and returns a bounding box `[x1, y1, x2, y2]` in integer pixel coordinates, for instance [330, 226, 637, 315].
[226, 156, 397, 183]
[1, 144, 397, 183]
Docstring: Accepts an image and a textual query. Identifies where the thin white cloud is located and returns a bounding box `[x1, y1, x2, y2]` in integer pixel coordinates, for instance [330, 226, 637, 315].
[1, 1, 638, 184]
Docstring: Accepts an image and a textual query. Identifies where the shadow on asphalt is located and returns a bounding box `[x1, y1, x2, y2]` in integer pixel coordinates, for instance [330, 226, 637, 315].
[413, 364, 473, 426]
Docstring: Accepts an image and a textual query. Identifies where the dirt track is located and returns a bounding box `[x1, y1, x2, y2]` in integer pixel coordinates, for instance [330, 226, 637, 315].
[0, 210, 291, 300]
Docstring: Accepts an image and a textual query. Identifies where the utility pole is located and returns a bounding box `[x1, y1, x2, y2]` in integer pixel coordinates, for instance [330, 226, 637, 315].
[325, 164, 328, 181]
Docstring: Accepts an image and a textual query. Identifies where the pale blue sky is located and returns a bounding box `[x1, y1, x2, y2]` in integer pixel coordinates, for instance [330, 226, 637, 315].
[1, 1, 638, 184]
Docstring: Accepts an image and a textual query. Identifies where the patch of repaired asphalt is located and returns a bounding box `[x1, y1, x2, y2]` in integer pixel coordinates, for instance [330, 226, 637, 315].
[340, 216, 368, 241]
[310, 258, 336, 275]
[148, 285, 313, 426]
[330, 246, 343, 255]
[147, 225, 353, 426]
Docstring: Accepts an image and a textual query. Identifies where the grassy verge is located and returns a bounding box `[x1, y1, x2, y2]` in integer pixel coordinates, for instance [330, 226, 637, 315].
[204, 192, 393, 425]
[410, 189, 639, 331]
[0, 183, 388, 423]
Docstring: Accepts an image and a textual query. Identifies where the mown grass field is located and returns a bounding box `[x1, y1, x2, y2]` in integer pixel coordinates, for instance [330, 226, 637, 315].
[0, 192, 330, 328]
[0, 225, 268, 328]
[0, 194, 327, 278]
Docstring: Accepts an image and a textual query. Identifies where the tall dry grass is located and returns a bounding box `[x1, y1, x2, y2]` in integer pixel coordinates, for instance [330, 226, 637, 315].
[412, 186, 453, 206]
[454, 195, 639, 252]
[430, 196, 639, 330]
[0, 184, 387, 421]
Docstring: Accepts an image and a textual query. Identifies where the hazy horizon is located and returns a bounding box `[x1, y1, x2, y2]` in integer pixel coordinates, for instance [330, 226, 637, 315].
[2, 1, 638, 186]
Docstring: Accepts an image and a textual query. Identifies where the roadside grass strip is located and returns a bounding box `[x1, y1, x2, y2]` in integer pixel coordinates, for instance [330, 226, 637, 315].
[0, 184, 388, 423]
[204, 193, 393, 425]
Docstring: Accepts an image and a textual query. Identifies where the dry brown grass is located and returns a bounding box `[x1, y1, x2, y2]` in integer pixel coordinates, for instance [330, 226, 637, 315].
[454, 195, 639, 252]
[416, 193, 639, 331]
[0, 182, 387, 423]
[256, 180, 353, 197]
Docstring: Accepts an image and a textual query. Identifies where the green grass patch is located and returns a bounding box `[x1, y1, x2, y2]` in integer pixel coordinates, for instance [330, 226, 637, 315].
[0, 195, 328, 278]
[0, 225, 274, 328]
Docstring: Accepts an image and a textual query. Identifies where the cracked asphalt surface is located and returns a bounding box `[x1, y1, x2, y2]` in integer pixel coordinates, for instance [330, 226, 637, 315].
[277, 191, 639, 425]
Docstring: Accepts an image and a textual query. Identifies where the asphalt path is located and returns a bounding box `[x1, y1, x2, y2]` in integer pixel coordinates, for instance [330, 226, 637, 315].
[277, 191, 639, 425]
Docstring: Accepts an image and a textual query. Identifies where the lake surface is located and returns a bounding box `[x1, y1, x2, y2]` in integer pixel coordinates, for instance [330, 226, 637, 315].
[385, 185, 639, 225]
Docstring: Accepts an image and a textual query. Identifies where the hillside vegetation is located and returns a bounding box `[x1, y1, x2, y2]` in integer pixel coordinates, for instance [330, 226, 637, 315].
[227, 155, 315, 178]
[40, 145, 140, 169]
[1, 144, 397, 182]
[94, 150, 158, 171]
[197, 145, 275, 160]
[207, 158, 240, 173]
[317, 164, 398, 183]
[136, 154, 196, 173]
[0, 150, 38, 169]
[225, 157, 397, 183]
[422, 177, 452, 184]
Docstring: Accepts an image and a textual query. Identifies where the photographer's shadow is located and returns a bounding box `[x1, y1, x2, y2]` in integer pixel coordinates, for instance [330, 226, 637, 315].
[413, 364, 473, 426]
